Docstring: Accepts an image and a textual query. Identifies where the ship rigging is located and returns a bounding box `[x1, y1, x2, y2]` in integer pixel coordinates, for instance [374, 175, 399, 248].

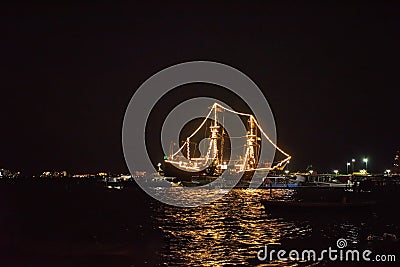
[160, 103, 291, 182]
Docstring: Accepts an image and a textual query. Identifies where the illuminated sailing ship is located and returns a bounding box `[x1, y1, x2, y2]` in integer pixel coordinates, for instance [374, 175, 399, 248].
[159, 103, 291, 185]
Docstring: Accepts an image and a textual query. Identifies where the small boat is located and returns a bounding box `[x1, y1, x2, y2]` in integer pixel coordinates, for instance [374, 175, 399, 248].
[262, 176, 298, 188]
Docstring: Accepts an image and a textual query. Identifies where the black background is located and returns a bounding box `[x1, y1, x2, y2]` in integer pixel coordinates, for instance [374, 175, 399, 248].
[1, 1, 399, 175]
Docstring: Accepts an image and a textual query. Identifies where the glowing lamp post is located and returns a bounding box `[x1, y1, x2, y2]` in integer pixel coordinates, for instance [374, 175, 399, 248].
[334, 170, 339, 175]
[346, 162, 350, 174]
[352, 158, 355, 173]
[363, 158, 368, 172]
[286, 160, 290, 173]
[157, 162, 162, 172]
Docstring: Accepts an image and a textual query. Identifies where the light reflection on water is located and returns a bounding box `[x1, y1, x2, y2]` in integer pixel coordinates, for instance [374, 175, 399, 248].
[152, 188, 398, 266]
[154, 189, 316, 266]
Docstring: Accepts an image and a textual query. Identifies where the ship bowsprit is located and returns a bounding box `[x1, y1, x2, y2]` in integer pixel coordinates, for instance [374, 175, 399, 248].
[159, 103, 291, 187]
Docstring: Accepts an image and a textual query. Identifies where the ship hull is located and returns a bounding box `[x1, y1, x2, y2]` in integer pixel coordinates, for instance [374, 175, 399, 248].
[161, 161, 219, 180]
[160, 161, 256, 187]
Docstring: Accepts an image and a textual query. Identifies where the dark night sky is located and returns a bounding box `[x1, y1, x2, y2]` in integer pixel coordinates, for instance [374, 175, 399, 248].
[1, 2, 399, 175]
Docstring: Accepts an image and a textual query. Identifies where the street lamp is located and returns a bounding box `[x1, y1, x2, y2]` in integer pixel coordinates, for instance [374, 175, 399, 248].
[363, 158, 368, 172]
[334, 169, 339, 175]
[385, 169, 391, 176]
[352, 159, 355, 173]
[346, 162, 350, 174]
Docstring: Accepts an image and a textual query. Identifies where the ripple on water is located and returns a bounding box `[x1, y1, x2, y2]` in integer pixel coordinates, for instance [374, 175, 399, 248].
[154, 189, 319, 266]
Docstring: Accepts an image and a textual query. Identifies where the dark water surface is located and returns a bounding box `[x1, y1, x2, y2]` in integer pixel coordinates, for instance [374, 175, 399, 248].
[0, 180, 398, 266]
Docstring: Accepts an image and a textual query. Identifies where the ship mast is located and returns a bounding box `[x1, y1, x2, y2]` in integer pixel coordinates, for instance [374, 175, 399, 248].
[164, 102, 291, 176]
[245, 116, 258, 170]
[210, 103, 220, 162]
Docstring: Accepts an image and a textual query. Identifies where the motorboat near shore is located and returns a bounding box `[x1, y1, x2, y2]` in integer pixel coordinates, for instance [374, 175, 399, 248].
[103, 174, 182, 189]
[260, 174, 400, 213]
